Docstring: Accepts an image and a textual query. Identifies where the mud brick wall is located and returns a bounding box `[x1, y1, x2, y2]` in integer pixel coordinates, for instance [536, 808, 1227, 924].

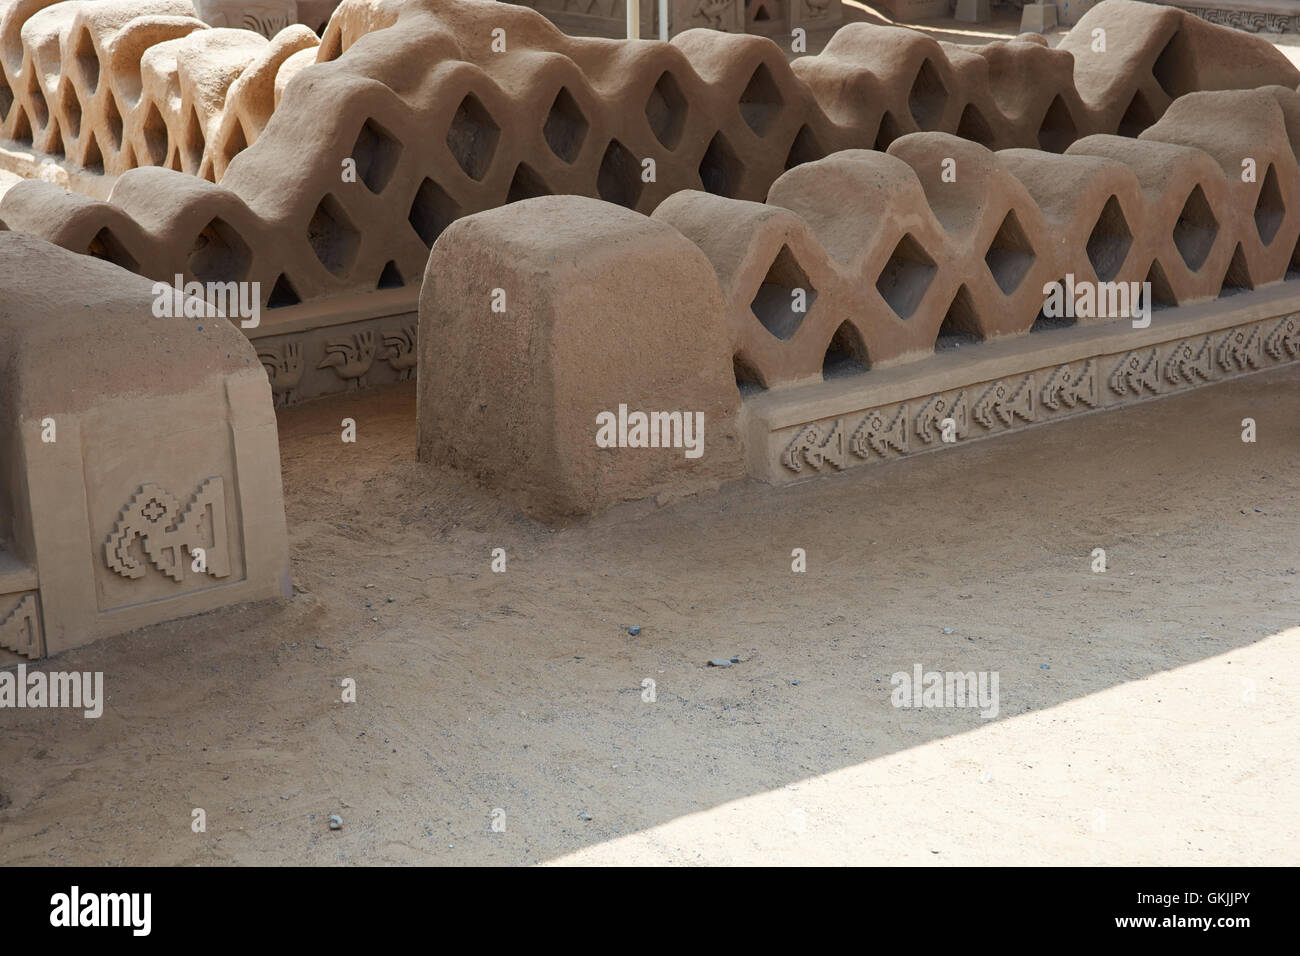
[417, 80, 1300, 513]
[3, 0, 1295, 310]
[0, 0, 323, 180]
[656, 84, 1300, 386]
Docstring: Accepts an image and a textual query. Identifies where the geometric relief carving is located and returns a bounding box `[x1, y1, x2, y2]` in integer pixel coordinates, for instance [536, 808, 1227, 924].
[770, 317, 1300, 479]
[1264, 314, 1300, 359]
[1109, 348, 1160, 396]
[972, 375, 1034, 428]
[0, 592, 44, 659]
[915, 390, 967, 442]
[104, 477, 231, 583]
[782, 418, 846, 472]
[851, 403, 909, 457]
[1163, 335, 1214, 385]
[1216, 325, 1262, 372]
[1041, 360, 1099, 410]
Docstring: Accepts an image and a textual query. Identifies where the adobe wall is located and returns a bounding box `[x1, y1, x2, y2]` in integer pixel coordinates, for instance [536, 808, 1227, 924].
[417, 82, 1300, 515]
[0, 0, 323, 181]
[0, 230, 290, 664]
[4, 0, 1294, 333]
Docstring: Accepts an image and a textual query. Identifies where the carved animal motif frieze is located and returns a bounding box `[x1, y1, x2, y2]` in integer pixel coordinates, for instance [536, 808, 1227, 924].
[915, 391, 968, 443]
[318, 331, 378, 388]
[1216, 325, 1263, 372]
[382, 324, 419, 381]
[973, 376, 1035, 428]
[105, 478, 231, 583]
[1164, 336, 1214, 385]
[1042, 361, 1099, 411]
[1264, 315, 1300, 359]
[850, 404, 909, 458]
[1109, 348, 1160, 396]
[258, 341, 306, 407]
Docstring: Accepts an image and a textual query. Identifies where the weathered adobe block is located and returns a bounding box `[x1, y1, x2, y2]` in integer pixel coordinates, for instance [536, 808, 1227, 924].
[5, 0, 1295, 313]
[0, 231, 290, 663]
[416, 195, 744, 520]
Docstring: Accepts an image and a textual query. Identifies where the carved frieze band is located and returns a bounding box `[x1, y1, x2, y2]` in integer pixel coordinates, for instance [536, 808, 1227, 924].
[1170, 5, 1300, 35]
[779, 314, 1300, 475]
[257, 318, 418, 407]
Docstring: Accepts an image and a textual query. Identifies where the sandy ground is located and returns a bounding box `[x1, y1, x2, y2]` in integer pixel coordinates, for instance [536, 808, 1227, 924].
[1, 361, 1296, 866]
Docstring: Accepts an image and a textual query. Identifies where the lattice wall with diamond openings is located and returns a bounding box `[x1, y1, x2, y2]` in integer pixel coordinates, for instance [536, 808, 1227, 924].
[1, 0, 1296, 309]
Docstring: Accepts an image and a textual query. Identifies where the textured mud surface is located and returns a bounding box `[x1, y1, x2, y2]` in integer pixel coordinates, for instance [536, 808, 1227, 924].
[1, 365, 1296, 865]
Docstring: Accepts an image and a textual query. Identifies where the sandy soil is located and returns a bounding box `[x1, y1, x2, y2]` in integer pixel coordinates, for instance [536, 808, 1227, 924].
[1, 362, 1296, 866]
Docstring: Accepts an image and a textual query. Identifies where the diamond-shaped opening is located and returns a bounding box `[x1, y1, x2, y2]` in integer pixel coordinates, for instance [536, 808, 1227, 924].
[0, 71, 11, 123]
[1290, 232, 1300, 279]
[506, 162, 551, 203]
[751, 0, 773, 21]
[223, 121, 247, 161]
[874, 111, 902, 152]
[267, 273, 300, 308]
[103, 94, 122, 151]
[645, 71, 687, 150]
[27, 75, 48, 130]
[956, 103, 995, 148]
[1037, 95, 1076, 153]
[307, 194, 361, 277]
[446, 93, 499, 182]
[188, 217, 252, 283]
[352, 117, 400, 194]
[47, 119, 64, 157]
[1117, 89, 1154, 138]
[823, 321, 869, 379]
[750, 245, 817, 341]
[875, 233, 937, 320]
[58, 79, 80, 139]
[1254, 163, 1285, 246]
[1086, 196, 1132, 282]
[936, 284, 982, 350]
[597, 139, 642, 208]
[167, 149, 181, 171]
[784, 124, 821, 170]
[73, 28, 99, 95]
[1220, 242, 1253, 297]
[182, 105, 204, 171]
[733, 353, 766, 394]
[699, 132, 741, 197]
[1172, 183, 1218, 272]
[9, 106, 31, 145]
[408, 177, 459, 247]
[739, 62, 782, 137]
[86, 226, 137, 272]
[543, 87, 588, 164]
[1152, 31, 1191, 101]
[908, 58, 948, 131]
[377, 260, 403, 289]
[1146, 258, 1177, 308]
[1031, 279, 1075, 332]
[140, 101, 167, 166]
[984, 209, 1036, 295]
[82, 131, 102, 173]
